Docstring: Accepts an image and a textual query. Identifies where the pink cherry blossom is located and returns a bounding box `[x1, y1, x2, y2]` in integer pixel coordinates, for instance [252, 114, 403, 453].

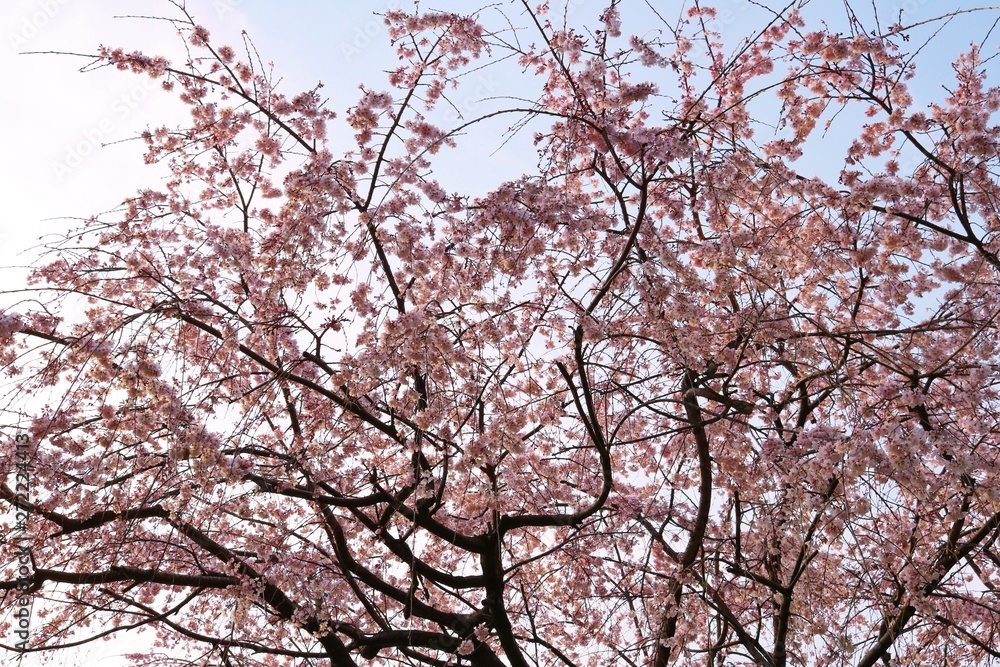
[3, 3, 1000, 667]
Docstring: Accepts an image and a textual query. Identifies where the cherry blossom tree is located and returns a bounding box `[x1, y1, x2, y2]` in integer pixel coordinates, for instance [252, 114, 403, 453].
[3, 1, 1000, 665]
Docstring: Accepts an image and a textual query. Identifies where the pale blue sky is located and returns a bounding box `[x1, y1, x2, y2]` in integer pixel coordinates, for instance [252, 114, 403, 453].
[2, 0, 995, 263]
